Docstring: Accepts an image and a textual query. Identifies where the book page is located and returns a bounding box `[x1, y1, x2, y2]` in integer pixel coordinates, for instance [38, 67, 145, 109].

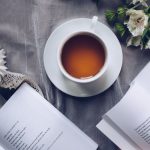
[105, 82, 150, 150]
[97, 119, 141, 150]
[0, 146, 4, 150]
[0, 83, 98, 150]
[131, 62, 150, 91]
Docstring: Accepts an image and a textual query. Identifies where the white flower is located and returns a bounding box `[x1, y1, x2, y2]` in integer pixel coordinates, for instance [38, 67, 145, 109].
[127, 36, 141, 47]
[132, 0, 144, 3]
[132, 0, 148, 7]
[125, 9, 149, 37]
[145, 40, 150, 49]
[0, 49, 7, 76]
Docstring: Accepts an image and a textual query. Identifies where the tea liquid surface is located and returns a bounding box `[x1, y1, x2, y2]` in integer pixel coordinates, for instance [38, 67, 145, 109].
[61, 34, 105, 79]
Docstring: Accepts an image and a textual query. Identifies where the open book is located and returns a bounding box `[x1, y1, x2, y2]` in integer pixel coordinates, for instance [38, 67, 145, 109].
[0, 83, 98, 150]
[97, 62, 150, 150]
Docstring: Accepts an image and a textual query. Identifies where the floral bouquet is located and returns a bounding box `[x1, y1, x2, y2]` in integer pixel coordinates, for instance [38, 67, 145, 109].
[105, 0, 150, 49]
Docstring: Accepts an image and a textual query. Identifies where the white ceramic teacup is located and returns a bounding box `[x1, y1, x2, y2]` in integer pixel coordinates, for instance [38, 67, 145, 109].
[57, 16, 109, 84]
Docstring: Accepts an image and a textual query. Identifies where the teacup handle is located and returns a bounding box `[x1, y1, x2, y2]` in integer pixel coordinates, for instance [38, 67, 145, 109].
[91, 16, 98, 31]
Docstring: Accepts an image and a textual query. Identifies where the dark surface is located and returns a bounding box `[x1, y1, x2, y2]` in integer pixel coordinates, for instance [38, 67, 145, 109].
[0, 0, 149, 149]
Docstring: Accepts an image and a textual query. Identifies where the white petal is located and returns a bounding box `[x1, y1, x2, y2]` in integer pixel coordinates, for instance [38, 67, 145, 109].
[126, 9, 148, 37]
[0, 66, 7, 70]
[146, 40, 150, 49]
[132, 0, 148, 6]
[127, 38, 132, 46]
[0, 49, 7, 71]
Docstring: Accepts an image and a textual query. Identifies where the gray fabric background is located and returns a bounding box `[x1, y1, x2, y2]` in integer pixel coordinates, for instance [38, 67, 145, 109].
[0, 0, 149, 149]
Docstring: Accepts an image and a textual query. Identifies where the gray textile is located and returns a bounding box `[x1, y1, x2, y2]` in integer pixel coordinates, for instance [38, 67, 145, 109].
[0, 0, 149, 149]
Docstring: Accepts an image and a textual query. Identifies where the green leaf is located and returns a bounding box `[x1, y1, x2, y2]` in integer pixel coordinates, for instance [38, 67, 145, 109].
[105, 10, 116, 23]
[142, 28, 149, 39]
[141, 28, 150, 48]
[144, 6, 150, 14]
[115, 23, 126, 37]
[117, 7, 127, 20]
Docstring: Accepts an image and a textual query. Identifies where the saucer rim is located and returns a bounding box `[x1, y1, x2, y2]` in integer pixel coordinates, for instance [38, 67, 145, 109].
[43, 18, 123, 97]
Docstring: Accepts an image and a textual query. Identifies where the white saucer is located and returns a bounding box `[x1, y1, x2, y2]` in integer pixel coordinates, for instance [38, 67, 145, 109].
[43, 18, 123, 97]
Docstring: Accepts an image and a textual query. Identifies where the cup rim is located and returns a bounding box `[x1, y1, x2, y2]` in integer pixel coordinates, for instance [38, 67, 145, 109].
[57, 31, 108, 83]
